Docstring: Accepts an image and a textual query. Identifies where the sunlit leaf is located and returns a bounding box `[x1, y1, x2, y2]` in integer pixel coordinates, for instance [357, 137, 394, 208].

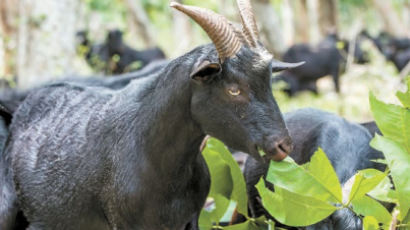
[351, 195, 392, 226]
[256, 179, 337, 226]
[368, 175, 397, 203]
[266, 149, 342, 204]
[363, 216, 379, 230]
[369, 93, 410, 153]
[347, 169, 387, 204]
[307, 149, 343, 201]
[371, 135, 410, 220]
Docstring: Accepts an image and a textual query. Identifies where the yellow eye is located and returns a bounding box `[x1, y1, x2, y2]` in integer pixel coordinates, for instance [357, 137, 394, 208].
[228, 89, 241, 96]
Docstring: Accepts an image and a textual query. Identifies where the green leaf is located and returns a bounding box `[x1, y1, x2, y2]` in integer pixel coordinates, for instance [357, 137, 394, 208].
[403, 210, 410, 227]
[347, 169, 387, 204]
[210, 195, 230, 224]
[201, 137, 249, 224]
[255, 179, 337, 226]
[371, 135, 410, 220]
[209, 138, 248, 216]
[202, 147, 232, 198]
[223, 220, 251, 230]
[266, 149, 342, 203]
[396, 79, 410, 108]
[351, 195, 392, 226]
[198, 210, 213, 230]
[369, 93, 410, 153]
[363, 216, 380, 230]
[368, 175, 398, 203]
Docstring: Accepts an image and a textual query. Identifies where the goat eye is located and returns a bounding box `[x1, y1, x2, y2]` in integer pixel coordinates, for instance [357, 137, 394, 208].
[228, 89, 241, 96]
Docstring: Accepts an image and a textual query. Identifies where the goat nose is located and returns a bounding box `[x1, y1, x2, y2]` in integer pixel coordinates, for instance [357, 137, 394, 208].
[263, 136, 293, 162]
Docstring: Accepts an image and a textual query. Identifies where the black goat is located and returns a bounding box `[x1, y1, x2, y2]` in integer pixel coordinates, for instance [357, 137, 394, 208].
[244, 108, 384, 230]
[275, 34, 368, 95]
[106, 30, 166, 74]
[0, 1, 303, 229]
[361, 31, 410, 72]
[76, 31, 110, 73]
[77, 30, 166, 74]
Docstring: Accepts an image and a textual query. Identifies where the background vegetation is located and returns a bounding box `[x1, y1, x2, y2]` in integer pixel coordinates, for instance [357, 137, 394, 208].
[1, 0, 409, 119]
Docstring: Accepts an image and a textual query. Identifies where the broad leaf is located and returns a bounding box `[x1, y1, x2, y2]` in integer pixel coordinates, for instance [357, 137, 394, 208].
[347, 169, 387, 204]
[369, 93, 410, 153]
[202, 147, 232, 197]
[207, 138, 248, 216]
[256, 179, 337, 226]
[371, 135, 410, 220]
[198, 211, 213, 230]
[351, 195, 392, 226]
[210, 195, 230, 224]
[266, 150, 342, 203]
[363, 216, 379, 230]
[201, 137, 249, 224]
[368, 175, 397, 203]
[307, 148, 343, 201]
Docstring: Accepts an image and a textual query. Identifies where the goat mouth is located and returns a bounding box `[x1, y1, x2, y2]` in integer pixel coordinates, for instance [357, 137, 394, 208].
[258, 145, 288, 162]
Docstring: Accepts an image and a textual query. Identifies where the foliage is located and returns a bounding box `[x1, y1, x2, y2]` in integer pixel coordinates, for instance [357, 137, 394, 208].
[199, 79, 410, 229]
[199, 138, 275, 230]
[370, 79, 410, 223]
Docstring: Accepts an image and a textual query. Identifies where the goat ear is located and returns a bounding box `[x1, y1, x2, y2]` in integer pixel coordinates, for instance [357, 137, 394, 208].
[190, 60, 222, 83]
[271, 60, 305, 72]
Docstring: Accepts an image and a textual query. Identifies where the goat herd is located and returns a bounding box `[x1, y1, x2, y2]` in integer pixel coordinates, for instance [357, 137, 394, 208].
[0, 1, 407, 230]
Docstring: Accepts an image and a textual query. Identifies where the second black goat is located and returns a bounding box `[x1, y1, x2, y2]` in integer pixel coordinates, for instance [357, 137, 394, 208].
[244, 108, 384, 230]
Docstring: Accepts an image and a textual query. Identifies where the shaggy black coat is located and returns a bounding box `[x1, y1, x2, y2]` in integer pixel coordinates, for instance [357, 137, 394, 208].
[0, 60, 169, 116]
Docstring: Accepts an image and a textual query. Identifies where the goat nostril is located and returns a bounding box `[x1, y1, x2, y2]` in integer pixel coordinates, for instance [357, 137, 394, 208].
[276, 138, 293, 155]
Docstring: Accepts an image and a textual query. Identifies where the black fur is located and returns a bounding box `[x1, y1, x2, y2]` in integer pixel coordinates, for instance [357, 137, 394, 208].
[0, 60, 169, 116]
[1, 44, 291, 230]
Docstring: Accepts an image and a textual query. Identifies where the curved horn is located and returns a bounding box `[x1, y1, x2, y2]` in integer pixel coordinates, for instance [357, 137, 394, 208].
[236, 0, 259, 47]
[170, 1, 242, 62]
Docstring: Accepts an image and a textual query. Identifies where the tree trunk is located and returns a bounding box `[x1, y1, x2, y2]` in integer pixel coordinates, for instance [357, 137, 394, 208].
[290, 0, 310, 43]
[171, 0, 193, 55]
[123, 0, 155, 48]
[17, 0, 79, 89]
[282, 0, 295, 47]
[253, 0, 286, 56]
[372, 0, 408, 37]
[318, 0, 338, 36]
[404, 3, 410, 34]
[306, 0, 321, 44]
[0, 0, 18, 78]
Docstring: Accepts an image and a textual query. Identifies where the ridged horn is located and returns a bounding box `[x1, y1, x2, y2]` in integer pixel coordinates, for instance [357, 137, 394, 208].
[236, 0, 259, 47]
[170, 1, 242, 62]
